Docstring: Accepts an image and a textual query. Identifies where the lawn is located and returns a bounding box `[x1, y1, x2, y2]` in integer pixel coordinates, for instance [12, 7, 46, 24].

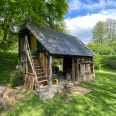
[0, 51, 18, 87]
[1, 69, 116, 116]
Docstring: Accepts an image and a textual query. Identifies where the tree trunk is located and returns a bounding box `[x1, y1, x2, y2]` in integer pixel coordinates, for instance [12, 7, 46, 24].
[0, 25, 10, 49]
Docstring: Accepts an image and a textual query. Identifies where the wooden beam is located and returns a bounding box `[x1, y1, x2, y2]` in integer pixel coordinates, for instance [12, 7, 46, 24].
[48, 55, 52, 86]
[76, 57, 79, 81]
[91, 57, 95, 78]
[72, 58, 75, 81]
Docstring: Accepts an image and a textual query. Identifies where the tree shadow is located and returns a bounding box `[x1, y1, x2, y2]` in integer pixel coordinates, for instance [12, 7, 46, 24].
[1, 70, 116, 116]
[0, 51, 18, 86]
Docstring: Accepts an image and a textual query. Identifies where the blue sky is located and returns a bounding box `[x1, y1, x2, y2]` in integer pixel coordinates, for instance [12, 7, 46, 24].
[65, 0, 116, 43]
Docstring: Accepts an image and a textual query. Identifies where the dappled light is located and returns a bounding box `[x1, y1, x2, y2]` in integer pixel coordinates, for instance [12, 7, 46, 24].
[1, 70, 116, 116]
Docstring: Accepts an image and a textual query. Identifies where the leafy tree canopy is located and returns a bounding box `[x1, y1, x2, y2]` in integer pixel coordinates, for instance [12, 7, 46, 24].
[0, 0, 68, 49]
[91, 18, 116, 55]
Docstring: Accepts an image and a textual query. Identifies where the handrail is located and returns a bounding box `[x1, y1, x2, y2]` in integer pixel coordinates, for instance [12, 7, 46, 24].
[24, 36, 37, 79]
[38, 54, 47, 78]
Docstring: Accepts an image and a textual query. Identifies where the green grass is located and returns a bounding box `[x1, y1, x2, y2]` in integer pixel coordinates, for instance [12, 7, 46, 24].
[0, 52, 116, 116]
[1, 69, 116, 116]
[0, 51, 18, 86]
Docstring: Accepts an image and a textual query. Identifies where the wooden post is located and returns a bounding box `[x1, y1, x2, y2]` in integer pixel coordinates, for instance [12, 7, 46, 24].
[72, 58, 75, 81]
[91, 57, 95, 78]
[76, 57, 79, 81]
[48, 55, 52, 86]
[25, 35, 28, 73]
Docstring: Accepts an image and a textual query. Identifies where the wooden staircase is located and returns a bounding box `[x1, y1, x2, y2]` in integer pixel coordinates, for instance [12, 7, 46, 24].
[30, 51, 48, 86]
[23, 37, 48, 91]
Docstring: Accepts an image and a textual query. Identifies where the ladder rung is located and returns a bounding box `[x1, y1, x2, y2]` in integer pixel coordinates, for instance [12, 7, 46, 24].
[37, 72, 44, 74]
[34, 66, 41, 68]
[35, 69, 43, 70]
[37, 75, 46, 78]
[38, 80, 48, 83]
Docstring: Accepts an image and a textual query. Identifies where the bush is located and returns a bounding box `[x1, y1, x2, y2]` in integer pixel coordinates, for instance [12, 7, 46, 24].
[11, 69, 25, 87]
[94, 55, 116, 70]
[107, 60, 116, 69]
[94, 56, 105, 69]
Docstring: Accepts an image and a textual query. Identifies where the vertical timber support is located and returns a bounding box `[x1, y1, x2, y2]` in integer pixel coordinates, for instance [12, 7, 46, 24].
[72, 58, 75, 81]
[91, 57, 95, 78]
[48, 55, 52, 86]
[76, 57, 79, 81]
[25, 35, 28, 73]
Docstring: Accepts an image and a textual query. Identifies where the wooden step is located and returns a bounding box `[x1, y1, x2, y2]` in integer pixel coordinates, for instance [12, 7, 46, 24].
[33, 62, 40, 64]
[37, 72, 44, 75]
[37, 75, 46, 78]
[33, 60, 39, 63]
[34, 66, 41, 68]
[38, 80, 48, 83]
[35, 69, 43, 71]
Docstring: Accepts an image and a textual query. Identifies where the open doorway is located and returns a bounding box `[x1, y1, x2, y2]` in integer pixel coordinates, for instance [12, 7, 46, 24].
[52, 56, 72, 83]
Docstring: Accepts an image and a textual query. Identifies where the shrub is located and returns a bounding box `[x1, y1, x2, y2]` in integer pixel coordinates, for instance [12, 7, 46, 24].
[106, 59, 116, 69]
[94, 56, 103, 69]
[11, 69, 25, 87]
[94, 55, 116, 70]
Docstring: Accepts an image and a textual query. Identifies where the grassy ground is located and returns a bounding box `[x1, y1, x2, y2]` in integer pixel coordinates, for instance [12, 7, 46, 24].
[0, 52, 116, 116]
[0, 51, 18, 87]
[1, 69, 116, 116]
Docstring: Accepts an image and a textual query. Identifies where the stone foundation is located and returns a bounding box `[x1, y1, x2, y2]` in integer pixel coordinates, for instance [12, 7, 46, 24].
[78, 73, 95, 83]
[35, 82, 74, 100]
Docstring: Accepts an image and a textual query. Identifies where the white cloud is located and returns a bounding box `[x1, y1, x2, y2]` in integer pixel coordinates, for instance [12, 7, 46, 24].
[68, 0, 116, 11]
[65, 9, 116, 43]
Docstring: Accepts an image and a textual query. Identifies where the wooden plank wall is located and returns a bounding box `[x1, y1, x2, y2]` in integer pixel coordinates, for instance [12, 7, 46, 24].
[39, 52, 48, 76]
[31, 36, 37, 50]
[77, 57, 95, 82]
[24, 73, 35, 91]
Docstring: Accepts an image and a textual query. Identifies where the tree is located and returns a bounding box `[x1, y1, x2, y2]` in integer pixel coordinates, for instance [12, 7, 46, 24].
[87, 42, 114, 55]
[92, 21, 105, 43]
[91, 18, 116, 55]
[104, 18, 116, 47]
[0, 0, 68, 49]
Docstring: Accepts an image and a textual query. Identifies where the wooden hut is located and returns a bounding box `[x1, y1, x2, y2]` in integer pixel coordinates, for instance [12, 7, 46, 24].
[19, 22, 95, 90]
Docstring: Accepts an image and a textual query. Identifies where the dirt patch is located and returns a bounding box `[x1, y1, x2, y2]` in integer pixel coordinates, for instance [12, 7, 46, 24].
[56, 85, 92, 96]
[67, 86, 92, 96]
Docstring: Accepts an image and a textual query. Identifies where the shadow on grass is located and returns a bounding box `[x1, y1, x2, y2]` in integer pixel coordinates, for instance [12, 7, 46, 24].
[1, 67, 116, 116]
[0, 51, 18, 86]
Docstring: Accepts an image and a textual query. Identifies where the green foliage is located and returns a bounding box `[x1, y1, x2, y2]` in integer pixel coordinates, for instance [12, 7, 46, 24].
[94, 55, 116, 70]
[94, 56, 105, 69]
[105, 56, 116, 69]
[0, 106, 4, 111]
[0, 51, 18, 86]
[11, 69, 25, 87]
[92, 21, 105, 43]
[53, 58, 63, 71]
[2, 33, 18, 52]
[91, 18, 116, 54]
[64, 81, 69, 88]
[87, 42, 114, 55]
[53, 59, 63, 66]
[0, 0, 68, 49]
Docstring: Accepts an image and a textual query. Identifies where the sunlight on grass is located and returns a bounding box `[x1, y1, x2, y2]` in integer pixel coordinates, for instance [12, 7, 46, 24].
[1, 63, 116, 115]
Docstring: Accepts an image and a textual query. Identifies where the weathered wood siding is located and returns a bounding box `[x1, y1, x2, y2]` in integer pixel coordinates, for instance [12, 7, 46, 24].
[77, 57, 95, 83]
[24, 73, 35, 91]
[31, 36, 37, 50]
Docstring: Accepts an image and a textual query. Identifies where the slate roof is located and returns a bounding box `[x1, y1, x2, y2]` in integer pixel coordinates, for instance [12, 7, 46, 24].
[25, 22, 95, 56]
